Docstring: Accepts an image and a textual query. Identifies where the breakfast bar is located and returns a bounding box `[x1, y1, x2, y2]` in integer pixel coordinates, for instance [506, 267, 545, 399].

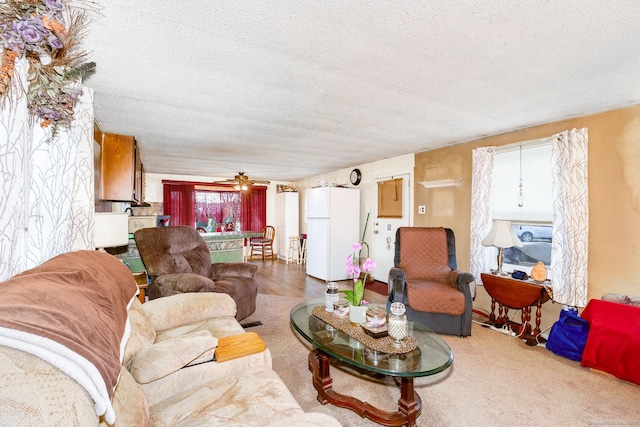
[115, 231, 262, 272]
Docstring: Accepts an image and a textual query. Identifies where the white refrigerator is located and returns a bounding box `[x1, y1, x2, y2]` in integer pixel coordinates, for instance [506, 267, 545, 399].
[306, 187, 360, 282]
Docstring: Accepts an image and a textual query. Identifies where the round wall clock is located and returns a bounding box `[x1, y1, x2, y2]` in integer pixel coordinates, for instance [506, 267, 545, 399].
[350, 168, 362, 186]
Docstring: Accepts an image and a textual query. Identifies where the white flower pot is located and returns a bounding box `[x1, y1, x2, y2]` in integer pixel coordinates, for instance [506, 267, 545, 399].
[349, 304, 367, 324]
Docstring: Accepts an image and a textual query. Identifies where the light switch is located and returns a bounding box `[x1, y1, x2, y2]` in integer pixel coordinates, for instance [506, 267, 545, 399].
[418, 205, 426, 214]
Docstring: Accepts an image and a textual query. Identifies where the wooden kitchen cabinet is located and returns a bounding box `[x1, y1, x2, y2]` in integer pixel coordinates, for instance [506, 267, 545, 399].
[99, 133, 144, 204]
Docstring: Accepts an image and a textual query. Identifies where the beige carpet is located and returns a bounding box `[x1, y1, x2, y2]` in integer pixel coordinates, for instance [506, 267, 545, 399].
[241, 294, 640, 426]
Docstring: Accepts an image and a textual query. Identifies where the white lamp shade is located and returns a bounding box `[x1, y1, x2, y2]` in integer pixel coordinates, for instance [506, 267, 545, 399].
[481, 220, 523, 249]
[94, 213, 130, 249]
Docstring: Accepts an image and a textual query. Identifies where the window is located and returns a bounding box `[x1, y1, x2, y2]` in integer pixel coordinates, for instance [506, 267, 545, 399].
[195, 190, 241, 231]
[163, 181, 266, 232]
[490, 140, 553, 274]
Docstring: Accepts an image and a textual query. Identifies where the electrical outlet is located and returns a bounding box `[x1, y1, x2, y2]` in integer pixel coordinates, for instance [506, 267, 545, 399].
[418, 205, 426, 214]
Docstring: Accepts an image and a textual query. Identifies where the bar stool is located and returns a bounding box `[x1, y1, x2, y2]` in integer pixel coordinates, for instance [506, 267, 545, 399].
[298, 234, 307, 264]
[287, 236, 301, 264]
[242, 237, 250, 262]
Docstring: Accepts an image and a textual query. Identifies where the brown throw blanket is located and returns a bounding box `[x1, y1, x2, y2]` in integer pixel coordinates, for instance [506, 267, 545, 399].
[0, 250, 138, 424]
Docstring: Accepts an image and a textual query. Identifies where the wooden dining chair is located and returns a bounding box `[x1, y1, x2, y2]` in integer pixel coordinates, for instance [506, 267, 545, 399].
[250, 226, 276, 261]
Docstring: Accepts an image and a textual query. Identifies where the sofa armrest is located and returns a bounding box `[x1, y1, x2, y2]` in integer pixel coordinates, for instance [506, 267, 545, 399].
[142, 293, 237, 331]
[388, 267, 407, 301]
[155, 273, 216, 294]
[601, 293, 640, 307]
[211, 262, 258, 279]
[450, 269, 475, 300]
[129, 330, 218, 384]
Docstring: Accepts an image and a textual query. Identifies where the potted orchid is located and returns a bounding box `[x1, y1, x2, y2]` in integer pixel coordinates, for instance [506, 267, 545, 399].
[342, 241, 375, 323]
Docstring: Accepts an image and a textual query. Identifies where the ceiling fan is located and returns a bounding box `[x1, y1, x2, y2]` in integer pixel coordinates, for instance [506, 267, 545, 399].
[212, 172, 270, 191]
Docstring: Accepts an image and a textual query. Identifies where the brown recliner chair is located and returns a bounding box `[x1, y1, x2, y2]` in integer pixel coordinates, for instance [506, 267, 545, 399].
[387, 227, 475, 337]
[134, 226, 258, 321]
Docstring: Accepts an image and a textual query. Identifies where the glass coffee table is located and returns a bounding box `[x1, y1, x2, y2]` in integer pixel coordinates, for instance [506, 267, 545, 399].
[290, 300, 453, 427]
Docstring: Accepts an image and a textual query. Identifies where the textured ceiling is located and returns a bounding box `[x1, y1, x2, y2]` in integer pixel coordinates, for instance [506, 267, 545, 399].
[83, 1, 640, 182]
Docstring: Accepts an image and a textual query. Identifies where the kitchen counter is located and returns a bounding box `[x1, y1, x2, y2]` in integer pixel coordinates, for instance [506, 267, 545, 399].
[115, 230, 262, 272]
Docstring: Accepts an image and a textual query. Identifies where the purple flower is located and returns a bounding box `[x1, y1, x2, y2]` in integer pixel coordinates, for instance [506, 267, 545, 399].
[47, 33, 63, 49]
[0, 24, 25, 52]
[352, 241, 362, 252]
[67, 87, 82, 101]
[14, 17, 49, 49]
[44, 0, 65, 12]
[36, 106, 62, 121]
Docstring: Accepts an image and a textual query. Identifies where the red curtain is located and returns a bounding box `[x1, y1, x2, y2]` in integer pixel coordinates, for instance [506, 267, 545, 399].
[163, 181, 265, 231]
[163, 183, 195, 226]
[241, 186, 267, 232]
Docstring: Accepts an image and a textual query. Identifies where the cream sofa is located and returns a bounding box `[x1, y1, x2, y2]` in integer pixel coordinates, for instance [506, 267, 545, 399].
[0, 250, 340, 426]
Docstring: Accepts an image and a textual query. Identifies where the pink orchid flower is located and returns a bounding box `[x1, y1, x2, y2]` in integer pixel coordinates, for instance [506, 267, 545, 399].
[362, 258, 376, 273]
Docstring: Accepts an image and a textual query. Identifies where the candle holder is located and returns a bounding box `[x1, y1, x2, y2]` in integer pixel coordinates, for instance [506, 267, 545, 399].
[388, 302, 408, 348]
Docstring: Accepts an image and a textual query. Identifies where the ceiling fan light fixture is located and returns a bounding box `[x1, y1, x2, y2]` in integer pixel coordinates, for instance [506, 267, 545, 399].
[213, 172, 270, 189]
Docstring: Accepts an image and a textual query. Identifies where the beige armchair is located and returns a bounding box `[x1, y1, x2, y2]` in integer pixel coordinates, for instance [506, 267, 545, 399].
[134, 225, 259, 320]
[387, 227, 475, 336]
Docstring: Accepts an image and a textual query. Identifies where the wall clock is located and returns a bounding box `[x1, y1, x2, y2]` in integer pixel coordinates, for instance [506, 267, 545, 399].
[350, 168, 362, 186]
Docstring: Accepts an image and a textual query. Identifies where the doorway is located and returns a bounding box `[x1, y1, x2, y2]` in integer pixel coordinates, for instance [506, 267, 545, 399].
[372, 174, 410, 283]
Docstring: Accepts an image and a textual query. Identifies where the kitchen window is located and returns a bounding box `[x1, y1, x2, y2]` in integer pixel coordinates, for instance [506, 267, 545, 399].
[163, 181, 266, 232]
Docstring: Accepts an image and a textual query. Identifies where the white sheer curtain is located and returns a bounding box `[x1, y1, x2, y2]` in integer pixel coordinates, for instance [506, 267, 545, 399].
[550, 128, 589, 307]
[0, 59, 95, 281]
[0, 58, 29, 280]
[65, 87, 95, 252]
[470, 146, 495, 285]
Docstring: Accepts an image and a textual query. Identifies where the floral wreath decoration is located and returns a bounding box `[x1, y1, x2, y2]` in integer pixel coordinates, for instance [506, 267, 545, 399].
[0, 0, 97, 138]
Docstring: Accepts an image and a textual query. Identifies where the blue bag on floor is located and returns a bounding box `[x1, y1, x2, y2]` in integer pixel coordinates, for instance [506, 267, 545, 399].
[546, 307, 590, 361]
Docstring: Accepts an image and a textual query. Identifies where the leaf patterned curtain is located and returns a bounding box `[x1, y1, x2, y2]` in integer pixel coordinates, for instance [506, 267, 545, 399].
[0, 58, 29, 280]
[0, 58, 95, 281]
[550, 128, 589, 307]
[470, 146, 495, 288]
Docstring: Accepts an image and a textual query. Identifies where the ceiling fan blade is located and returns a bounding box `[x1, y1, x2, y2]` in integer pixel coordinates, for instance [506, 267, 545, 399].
[211, 172, 269, 186]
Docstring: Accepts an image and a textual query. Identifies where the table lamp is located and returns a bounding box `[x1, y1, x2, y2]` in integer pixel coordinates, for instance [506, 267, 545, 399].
[481, 220, 523, 275]
[94, 212, 130, 251]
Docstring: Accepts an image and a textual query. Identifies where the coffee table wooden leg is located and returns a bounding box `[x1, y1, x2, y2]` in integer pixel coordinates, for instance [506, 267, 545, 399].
[395, 376, 421, 427]
[308, 348, 332, 404]
[308, 349, 422, 427]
